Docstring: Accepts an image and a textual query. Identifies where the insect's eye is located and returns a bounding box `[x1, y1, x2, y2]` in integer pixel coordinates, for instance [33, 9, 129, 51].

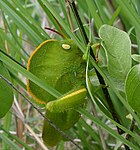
[62, 44, 71, 50]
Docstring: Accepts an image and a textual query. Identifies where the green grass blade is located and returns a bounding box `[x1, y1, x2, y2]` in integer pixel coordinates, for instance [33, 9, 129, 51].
[136, 0, 140, 15]
[78, 108, 139, 150]
[0, 28, 27, 61]
[12, 0, 50, 39]
[94, 0, 108, 23]
[3, 14, 29, 59]
[0, 1, 45, 45]
[79, 119, 102, 145]
[116, 0, 140, 54]
[37, 0, 64, 34]
[0, 133, 21, 150]
[0, 127, 33, 150]
[85, 0, 103, 30]
[76, 122, 91, 149]
[59, 0, 70, 26]
[108, 6, 121, 25]
[2, 111, 12, 150]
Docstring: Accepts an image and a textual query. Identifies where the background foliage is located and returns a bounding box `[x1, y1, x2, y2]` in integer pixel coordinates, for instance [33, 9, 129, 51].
[0, 0, 140, 150]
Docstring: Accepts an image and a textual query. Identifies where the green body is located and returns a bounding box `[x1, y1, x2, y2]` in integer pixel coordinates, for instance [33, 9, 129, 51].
[27, 39, 86, 146]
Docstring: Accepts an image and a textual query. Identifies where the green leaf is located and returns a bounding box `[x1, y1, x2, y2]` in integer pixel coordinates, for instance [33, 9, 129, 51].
[99, 24, 132, 80]
[131, 54, 140, 62]
[125, 64, 140, 114]
[0, 61, 13, 118]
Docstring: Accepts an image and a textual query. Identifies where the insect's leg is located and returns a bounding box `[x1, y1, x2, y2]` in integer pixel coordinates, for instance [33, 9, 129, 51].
[46, 88, 87, 113]
[91, 43, 100, 62]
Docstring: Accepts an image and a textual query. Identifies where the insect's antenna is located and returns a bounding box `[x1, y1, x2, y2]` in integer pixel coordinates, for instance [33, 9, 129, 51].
[0, 74, 82, 150]
[45, 27, 65, 38]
